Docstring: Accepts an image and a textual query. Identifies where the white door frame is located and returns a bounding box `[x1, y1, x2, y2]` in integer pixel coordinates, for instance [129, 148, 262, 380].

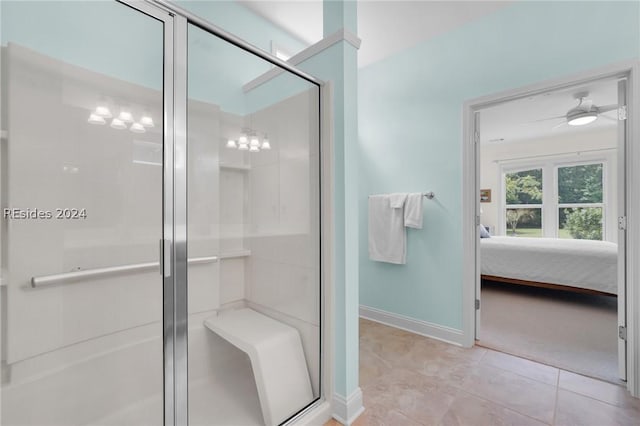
[461, 60, 640, 397]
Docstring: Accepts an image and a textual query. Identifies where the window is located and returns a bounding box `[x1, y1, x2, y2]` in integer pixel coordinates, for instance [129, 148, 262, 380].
[504, 168, 543, 237]
[502, 160, 606, 241]
[557, 163, 604, 240]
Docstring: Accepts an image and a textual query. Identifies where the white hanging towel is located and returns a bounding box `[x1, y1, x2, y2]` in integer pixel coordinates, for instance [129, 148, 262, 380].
[404, 193, 424, 229]
[368, 194, 407, 264]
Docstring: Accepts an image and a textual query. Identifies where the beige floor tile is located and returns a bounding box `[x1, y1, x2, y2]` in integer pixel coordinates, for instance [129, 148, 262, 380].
[460, 364, 557, 424]
[438, 390, 548, 426]
[361, 322, 485, 388]
[359, 323, 419, 365]
[481, 349, 559, 385]
[364, 368, 458, 425]
[355, 408, 424, 426]
[558, 370, 638, 411]
[555, 389, 638, 426]
[359, 318, 639, 426]
[360, 346, 394, 388]
[411, 346, 480, 387]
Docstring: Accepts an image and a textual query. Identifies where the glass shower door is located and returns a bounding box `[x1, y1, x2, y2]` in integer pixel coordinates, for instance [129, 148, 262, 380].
[0, 2, 168, 424]
[186, 23, 321, 425]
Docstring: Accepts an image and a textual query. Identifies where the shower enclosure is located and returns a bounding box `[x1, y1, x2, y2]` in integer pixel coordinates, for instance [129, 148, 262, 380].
[0, 1, 323, 425]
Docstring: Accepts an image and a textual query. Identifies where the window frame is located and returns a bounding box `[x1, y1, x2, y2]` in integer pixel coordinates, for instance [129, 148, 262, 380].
[499, 153, 612, 240]
[502, 166, 544, 237]
[555, 160, 607, 240]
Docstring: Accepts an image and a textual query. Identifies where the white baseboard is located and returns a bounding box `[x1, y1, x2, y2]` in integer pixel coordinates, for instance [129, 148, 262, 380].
[359, 305, 464, 346]
[332, 388, 364, 426]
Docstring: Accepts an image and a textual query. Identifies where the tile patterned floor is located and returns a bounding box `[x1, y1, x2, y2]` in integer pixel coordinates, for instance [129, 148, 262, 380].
[326, 318, 640, 426]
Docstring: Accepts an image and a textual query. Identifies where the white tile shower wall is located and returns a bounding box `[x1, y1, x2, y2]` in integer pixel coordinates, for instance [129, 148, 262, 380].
[247, 256, 318, 325]
[187, 101, 220, 236]
[220, 169, 247, 252]
[244, 90, 321, 395]
[245, 89, 320, 320]
[5, 44, 165, 364]
[249, 162, 281, 234]
[220, 257, 245, 304]
[188, 99, 221, 313]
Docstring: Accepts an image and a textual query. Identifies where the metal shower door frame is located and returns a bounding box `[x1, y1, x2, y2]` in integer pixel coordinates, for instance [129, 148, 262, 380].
[115, 1, 183, 424]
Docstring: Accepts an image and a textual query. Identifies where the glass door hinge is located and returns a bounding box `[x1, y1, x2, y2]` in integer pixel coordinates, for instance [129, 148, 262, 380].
[619, 325, 627, 341]
[618, 216, 627, 231]
[618, 106, 627, 121]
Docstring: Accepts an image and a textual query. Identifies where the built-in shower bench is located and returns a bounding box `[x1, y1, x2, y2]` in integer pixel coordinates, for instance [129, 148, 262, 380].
[204, 308, 312, 426]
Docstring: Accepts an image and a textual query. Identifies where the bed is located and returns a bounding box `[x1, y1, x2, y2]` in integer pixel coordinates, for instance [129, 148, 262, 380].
[480, 236, 618, 296]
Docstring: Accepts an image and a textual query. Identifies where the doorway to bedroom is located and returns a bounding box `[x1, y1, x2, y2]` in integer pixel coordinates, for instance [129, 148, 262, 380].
[473, 74, 628, 385]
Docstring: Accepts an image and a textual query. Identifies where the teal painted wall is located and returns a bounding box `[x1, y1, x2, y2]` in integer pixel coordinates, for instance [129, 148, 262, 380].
[179, 0, 308, 113]
[359, 1, 640, 330]
[1, 0, 163, 90]
[178, 1, 307, 54]
[1, 0, 308, 115]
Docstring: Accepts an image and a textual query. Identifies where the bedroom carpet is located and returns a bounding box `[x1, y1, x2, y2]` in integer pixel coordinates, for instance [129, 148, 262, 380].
[479, 281, 621, 384]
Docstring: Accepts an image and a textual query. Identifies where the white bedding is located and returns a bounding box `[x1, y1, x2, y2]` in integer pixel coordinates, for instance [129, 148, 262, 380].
[481, 236, 618, 295]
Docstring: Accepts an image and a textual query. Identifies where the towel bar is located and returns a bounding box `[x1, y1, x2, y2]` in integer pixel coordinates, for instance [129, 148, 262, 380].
[368, 192, 435, 199]
[31, 256, 218, 288]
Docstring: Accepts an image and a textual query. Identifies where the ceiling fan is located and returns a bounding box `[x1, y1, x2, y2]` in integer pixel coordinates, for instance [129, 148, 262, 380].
[532, 91, 618, 129]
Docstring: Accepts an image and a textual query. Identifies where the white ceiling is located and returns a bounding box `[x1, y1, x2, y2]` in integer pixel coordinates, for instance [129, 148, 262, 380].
[238, 0, 512, 68]
[480, 78, 619, 145]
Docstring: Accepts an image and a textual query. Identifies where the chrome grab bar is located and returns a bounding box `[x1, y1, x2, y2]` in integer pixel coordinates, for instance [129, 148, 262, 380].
[31, 256, 218, 288]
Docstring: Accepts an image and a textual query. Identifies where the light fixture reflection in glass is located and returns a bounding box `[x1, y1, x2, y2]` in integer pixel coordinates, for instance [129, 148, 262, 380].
[261, 137, 271, 150]
[226, 139, 237, 149]
[130, 122, 146, 133]
[95, 106, 112, 118]
[250, 135, 260, 147]
[140, 115, 155, 128]
[88, 113, 106, 125]
[118, 111, 133, 123]
[238, 143, 249, 151]
[110, 118, 127, 130]
[238, 133, 248, 145]
[249, 145, 260, 153]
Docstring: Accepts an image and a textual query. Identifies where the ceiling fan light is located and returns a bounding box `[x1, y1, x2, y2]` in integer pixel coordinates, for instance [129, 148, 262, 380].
[568, 112, 598, 126]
